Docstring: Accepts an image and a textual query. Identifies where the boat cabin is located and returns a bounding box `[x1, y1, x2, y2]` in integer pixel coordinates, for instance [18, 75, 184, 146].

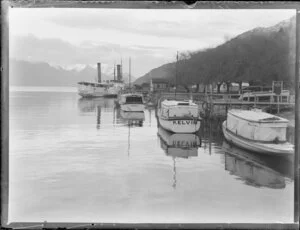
[226, 109, 289, 143]
[120, 94, 144, 104]
[160, 100, 199, 118]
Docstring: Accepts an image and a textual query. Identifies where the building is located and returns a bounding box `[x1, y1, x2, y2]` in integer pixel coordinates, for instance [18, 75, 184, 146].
[151, 79, 169, 92]
[141, 82, 150, 92]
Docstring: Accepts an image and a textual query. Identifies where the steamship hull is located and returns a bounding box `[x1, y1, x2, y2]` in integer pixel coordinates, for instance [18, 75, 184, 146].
[77, 82, 125, 98]
[77, 62, 124, 98]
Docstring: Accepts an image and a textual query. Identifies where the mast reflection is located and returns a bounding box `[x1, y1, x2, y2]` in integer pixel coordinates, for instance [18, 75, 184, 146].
[157, 126, 202, 189]
[222, 141, 293, 189]
[77, 97, 116, 129]
[77, 97, 115, 113]
[119, 110, 145, 156]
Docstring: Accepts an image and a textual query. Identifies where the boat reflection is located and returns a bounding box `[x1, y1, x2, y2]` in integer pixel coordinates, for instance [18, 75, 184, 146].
[222, 141, 293, 189]
[157, 126, 201, 189]
[118, 110, 145, 127]
[158, 126, 201, 158]
[119, 110, 145, 157]
[77, 97, 115, 113]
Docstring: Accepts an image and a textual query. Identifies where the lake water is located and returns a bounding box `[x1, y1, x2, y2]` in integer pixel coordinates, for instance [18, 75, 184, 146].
[8, 87, 294, 223]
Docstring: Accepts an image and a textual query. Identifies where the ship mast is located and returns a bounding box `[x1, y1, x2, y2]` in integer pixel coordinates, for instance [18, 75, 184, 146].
[175, 51, 178, 98]
[129, 57, 131, 90]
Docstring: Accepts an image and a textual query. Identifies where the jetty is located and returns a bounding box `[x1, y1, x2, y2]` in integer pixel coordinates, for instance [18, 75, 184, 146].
[139, 91, 295, 119]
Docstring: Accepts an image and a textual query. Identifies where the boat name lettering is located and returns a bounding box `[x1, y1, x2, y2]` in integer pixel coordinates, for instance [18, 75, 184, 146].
[172, 120, 197, 125]
[172, 141, 197, 148]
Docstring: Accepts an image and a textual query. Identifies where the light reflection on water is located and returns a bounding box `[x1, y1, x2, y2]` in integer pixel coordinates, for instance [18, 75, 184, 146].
[9, 89, 294, 223]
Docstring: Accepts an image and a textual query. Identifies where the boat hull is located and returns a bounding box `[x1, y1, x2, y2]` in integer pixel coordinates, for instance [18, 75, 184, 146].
[222, 121, 294, 156]
[157, 114, 201, 133]
[120, 103, 145, 112]
[77, 84, 122, 98]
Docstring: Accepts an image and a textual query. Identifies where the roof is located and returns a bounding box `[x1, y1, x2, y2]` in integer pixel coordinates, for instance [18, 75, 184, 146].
[228, 109, 288, 123]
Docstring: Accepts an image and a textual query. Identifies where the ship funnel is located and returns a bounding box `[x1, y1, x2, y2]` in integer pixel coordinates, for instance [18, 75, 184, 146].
[97, 63, 101, 83]
[117, 64, 122, 81]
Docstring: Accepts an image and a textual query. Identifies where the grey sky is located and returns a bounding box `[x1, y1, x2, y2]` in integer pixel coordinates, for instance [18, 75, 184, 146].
[9, 8, 295, 77]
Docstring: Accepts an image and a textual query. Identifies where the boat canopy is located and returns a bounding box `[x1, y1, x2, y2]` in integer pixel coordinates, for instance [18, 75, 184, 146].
[226, 109, 288, 142]
[228, 109, 288, 123]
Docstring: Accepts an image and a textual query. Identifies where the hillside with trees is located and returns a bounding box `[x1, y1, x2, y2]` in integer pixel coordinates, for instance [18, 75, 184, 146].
[134, 16, 296, 93]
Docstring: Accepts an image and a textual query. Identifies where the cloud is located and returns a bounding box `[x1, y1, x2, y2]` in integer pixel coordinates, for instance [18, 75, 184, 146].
[42, 9, 295, 40]
[10, 34, 176, 77]
[9, 8, 295, 76]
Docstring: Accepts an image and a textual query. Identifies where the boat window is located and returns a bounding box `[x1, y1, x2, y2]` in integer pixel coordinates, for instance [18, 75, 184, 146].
[249, 97, 255, 102]
[126, 96, 143, 104]
[177, 103, 189, 105]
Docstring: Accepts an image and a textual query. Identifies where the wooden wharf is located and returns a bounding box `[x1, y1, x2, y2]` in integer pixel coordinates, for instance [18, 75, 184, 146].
[142, 91, 295, 119]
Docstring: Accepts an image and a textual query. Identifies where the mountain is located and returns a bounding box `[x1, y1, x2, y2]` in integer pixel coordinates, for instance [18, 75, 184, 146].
[9, 60, 136, 86]
[134, 16, 296, 88]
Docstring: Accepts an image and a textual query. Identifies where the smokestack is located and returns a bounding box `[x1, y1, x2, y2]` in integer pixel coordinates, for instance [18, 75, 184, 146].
[97, 63, 101, 83]
[117, 64, 122, 81]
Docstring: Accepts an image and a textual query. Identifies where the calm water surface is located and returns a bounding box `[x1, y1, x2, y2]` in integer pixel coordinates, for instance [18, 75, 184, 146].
[9, 87, 294, 223]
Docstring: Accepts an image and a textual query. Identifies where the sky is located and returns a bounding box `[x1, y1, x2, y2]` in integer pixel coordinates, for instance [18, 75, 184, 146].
[9, 8, 295, 77]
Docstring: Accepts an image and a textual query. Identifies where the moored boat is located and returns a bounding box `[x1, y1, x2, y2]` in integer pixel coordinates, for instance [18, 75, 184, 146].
[77, 81, 124, 98]
[222, 109, 294, 156]
[157, 99, 201, 133]
[118, 93, 145, 112]
[77, 62, 125, 98]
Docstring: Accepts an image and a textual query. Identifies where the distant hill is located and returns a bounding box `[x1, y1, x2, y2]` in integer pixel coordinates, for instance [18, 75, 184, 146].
[134, 16, 296, 88]
[9, 60, 136, 87]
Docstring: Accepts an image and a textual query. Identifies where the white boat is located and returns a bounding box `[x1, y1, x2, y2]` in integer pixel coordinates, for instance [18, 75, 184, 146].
[118, 93, 145, 112]
[77, 62, 125, 98]
[158, 126, 201, 158]
[222, 109, 294, 156]
[77, 80, 125, 98]
[157, 99, 201, 133]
